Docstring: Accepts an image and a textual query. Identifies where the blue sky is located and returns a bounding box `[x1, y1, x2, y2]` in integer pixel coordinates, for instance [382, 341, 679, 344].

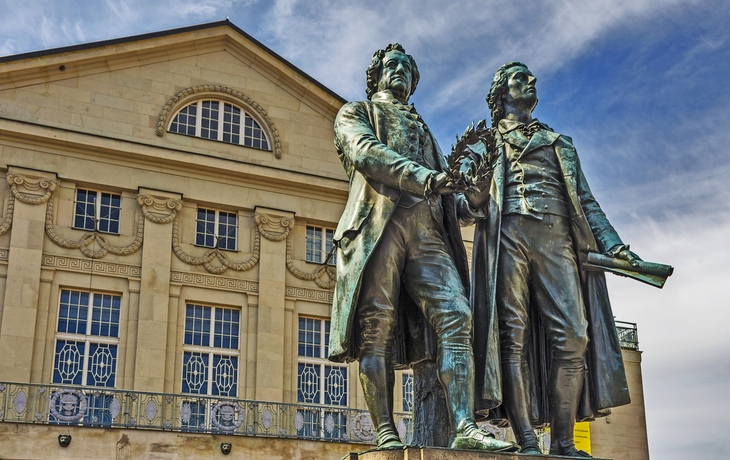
[2, 1, 729, 458]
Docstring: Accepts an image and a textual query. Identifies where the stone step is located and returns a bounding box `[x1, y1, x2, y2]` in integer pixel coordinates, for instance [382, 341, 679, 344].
[345, 446, 609, 460]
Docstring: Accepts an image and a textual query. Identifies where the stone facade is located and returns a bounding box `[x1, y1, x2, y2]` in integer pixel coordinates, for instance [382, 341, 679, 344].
[0, 22, 649, 459]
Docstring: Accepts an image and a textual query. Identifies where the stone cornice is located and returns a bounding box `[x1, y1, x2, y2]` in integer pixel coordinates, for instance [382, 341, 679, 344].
[0, 118, 348, 202]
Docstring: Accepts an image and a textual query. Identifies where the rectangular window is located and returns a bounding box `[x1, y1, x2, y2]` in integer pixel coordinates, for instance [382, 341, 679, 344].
[195, 208, 238, 251]
[53, 289, 121, 388]
[305, 226, 336, 266]
[73, 189, 121, 234]
[181, 304, 240, 398]
[297, 317, 348, 439]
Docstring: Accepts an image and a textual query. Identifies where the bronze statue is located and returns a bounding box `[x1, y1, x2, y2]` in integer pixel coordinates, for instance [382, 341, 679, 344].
[327, 44, 517, 452]
[465, 62, 642, 457]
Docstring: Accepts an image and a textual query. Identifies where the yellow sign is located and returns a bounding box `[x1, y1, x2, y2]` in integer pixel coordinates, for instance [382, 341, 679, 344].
[573, 421, 591, 454]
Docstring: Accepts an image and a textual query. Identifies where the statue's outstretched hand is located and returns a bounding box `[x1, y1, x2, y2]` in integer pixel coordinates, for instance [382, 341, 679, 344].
[430, 172, 467, 195]
[463, 176, 492, 209]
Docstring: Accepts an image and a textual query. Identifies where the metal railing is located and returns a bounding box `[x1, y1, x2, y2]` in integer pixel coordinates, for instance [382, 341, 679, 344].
[615, 321, 639, 350]
[0, 381, 413, 444]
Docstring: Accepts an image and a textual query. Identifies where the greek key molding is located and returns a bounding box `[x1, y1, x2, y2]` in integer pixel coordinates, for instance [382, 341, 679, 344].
[42, 255, 142, 278]
[156, 84, 282, 159]
[285, 286, 333, 304]
[137, 195, 182, 224]
[170, 271, 258, 293]
[0, 248, 8, 262]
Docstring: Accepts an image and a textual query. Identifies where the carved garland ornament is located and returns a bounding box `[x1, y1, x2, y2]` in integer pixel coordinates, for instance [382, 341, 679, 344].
[44, 195, 181, 259]
[1, 172, 332, 288]
[156, 84, 282, 159]
[171, 213, 335, 289]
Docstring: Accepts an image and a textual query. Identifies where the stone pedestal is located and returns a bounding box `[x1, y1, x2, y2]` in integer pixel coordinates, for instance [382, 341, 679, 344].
[347, 447, 610, 460]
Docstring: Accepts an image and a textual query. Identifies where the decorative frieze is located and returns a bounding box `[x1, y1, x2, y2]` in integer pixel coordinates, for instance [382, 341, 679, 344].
[285, 286, 333, 304]
[42, 255, 142, 278]
[45, 197, 145, 259]
[171, 212, 335, 289]
[170, 270, 258, 293]
[1, 172, 333, 288]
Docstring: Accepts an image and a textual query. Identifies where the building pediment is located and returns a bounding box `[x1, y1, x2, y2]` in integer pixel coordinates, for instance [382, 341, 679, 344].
[0, 21, 344, 116]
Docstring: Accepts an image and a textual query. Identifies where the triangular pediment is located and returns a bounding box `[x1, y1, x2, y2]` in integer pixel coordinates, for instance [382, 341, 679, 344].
[0, 21, 348, 188]
[0, 21, 344, 115]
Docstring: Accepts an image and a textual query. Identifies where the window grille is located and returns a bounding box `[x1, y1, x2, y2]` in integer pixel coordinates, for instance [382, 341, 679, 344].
[181, 304, 240, 397]
[296, 317, 348, 439]
[73, 189, 121, 234]
[53, 290, 121, 388]
[195, 208, 238, 251]
[305, 226, 337, 265]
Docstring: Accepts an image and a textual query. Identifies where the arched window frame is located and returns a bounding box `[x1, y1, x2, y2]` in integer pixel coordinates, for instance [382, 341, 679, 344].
[157, 85, 282, 158]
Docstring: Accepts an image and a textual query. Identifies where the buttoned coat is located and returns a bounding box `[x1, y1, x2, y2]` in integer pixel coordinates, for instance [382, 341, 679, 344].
[328, 91, 473, 366]
[472, 122, 631, 421]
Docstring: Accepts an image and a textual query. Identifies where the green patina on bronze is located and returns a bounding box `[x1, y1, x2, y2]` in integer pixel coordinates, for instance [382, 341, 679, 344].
[328, 44, 516, 453]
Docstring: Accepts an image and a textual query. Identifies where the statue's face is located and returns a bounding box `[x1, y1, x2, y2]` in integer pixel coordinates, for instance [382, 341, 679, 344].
[504, 66, 537, 112]
[377, 50, 413, 101]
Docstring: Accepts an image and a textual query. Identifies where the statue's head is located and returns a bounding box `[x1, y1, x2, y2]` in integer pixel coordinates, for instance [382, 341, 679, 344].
[366, 43, 420, 101]
[487, 61, 537, 125]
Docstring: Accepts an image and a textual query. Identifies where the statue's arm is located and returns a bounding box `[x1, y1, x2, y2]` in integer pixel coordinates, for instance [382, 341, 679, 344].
[334, 102, 436, 196]
[573, 153, 624, 253]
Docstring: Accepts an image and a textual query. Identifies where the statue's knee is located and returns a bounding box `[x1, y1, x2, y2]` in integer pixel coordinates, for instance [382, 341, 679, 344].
[557, 331, 588, 361]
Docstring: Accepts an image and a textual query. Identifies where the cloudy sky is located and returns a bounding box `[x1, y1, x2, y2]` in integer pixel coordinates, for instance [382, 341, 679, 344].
[2, 0, 728, 458]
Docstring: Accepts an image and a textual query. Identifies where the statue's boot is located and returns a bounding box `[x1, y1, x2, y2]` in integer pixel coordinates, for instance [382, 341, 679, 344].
[502, 359, 541, 454]
[359, 354, 403, 448]
[548, 364, 591, 457]
[439, 343, 519, 452]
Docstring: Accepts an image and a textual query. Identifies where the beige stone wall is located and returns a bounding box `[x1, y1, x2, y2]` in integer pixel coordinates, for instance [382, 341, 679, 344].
[0, 26, 351, 409]
[0, 422, 365, 460]
[590, 350, 650, 459]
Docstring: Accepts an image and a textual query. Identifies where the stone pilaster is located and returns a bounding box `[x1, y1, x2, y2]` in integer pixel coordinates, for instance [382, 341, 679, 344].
[123, 279, 141, 390]
[164, 283, 181, 393]
[252, 208, 294, 402]
[29, 268, 54, 383]
[0, 168, 57, 382]
[131, 189, 182, 391]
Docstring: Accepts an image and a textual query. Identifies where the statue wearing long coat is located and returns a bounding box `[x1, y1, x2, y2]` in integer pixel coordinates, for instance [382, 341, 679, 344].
[328, 90, 474, 367]
[472, 126, 631, 422]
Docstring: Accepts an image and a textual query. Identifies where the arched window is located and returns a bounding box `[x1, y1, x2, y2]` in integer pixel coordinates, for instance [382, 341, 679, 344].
[169, 100, 270, 151]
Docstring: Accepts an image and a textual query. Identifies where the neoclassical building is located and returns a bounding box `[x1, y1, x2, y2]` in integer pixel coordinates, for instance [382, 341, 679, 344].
[0, 21, 649, 459]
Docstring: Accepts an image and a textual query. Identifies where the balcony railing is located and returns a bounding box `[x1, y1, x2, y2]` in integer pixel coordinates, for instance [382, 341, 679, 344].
[0, 381, 413, 444]
[615, 321, 639, 350]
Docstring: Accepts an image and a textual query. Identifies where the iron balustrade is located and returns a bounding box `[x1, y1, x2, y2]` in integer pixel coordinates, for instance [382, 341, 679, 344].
[0, 381, 413, 444]
[615, 321, 639, 350]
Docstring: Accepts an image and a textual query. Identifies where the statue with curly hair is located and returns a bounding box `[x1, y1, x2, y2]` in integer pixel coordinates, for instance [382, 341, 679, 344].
[467, 62, 642, 457]
[328, 44, 517, 452]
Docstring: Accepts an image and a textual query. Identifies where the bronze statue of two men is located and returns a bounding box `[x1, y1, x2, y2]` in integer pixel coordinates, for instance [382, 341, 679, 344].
[329, 44, 641, 457]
